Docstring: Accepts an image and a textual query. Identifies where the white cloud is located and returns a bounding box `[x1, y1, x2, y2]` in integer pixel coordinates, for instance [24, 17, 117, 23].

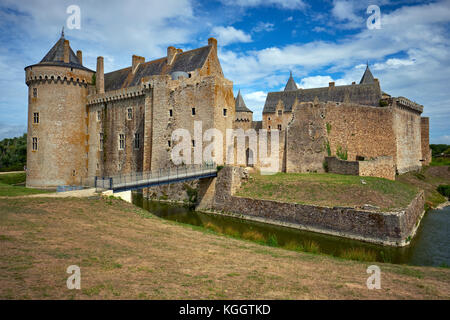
[212, 26, 252, 46]
[220, 0, 306, 10]
[331, 0, 364, 28]
[244, 91, 267, 103]
[252, 22, 275, 33]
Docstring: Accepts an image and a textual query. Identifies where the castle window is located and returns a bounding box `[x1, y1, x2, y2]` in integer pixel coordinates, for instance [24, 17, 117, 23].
[118, 163, 122, 170]
[96, 163, 99, 170]
[33, 112, 39, 124]
[33, 88, 37, 98]
[268, 126, 271, 130]
[127, 108, 133, 120]
[134, 133, 140, 149]
[72, 170, 76, 176]
[223, 108, 227, 117]
[168, 140, 171, 147]
[268, 117, 271, 121]
[192, 107, 196, 116]
[99, 133, 104, 151]
[119, 134, 125, 150]
[32, 137, 38, 151]
[278, 110, 282, 116]
[277, 124, 282, 130]
[97, 110, 101, 121]
[192, 140, 195, 147]
[169, 109, 173, 117]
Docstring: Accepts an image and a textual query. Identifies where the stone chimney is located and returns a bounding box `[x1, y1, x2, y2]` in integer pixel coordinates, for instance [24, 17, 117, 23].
[329, 82, 335, 87]
[167, 46, 177, 65]
[208, 37, 217, 55]
[63, 40, 70, 63]
[96, 56, 104, 94]
[76, 50, 83, 65]
[132, 55, 145, 73]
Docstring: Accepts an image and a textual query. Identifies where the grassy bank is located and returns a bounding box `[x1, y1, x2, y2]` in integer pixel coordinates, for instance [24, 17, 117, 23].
[0, 196, 449, 299]
[0, 172, 52, 197]
[236, 172, 418, 211]
[397, 166, 449, 209]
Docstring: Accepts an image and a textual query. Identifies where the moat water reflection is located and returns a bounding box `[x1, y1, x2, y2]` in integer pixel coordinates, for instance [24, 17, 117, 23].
[132, 193, 449, 267]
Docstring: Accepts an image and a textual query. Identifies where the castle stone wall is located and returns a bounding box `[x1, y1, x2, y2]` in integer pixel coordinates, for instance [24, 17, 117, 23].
[421, 117, 432, 165]
[326, 156, 395, 180]
[393, 104, 422, 173]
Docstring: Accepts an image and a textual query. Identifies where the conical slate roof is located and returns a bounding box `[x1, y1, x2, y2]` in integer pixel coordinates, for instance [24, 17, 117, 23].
[235, 90, 252, 113]
[284, 71, 298, 91]
[26, 28, 92, 72]
[359, 64, 375, 84]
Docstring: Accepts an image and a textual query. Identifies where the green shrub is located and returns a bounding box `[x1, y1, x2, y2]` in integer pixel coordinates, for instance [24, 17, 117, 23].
[216, 165, 224, 172]
[322, 160, 329, 172]
[302, 240, 320, 254]
[325, 140, 331, 157]
[266, 234, 278, 247]
[340, 248, 376, 262]
[184, 183, 198, 204]
[437, 185, 450, 198]
[379, 99, 388, 107]
[326, 123, 332, 134]
[336, 145, 348, 160]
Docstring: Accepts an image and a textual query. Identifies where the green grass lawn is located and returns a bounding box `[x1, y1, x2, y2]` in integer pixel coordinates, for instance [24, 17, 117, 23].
[0, 172, 52, 196]
[431, 157, 450, 166]
[236, 172, 418, 211]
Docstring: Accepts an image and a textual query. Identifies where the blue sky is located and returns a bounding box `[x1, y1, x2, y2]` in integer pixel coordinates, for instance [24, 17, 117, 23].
[0, 0, 449, 143]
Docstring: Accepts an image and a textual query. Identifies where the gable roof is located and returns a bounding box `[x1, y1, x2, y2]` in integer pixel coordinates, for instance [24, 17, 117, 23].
[235, 90, 253, 113]
[104, 45, 213, 91]
[284, 72, 298, 91]
[360, 65, 375, 84]
[263, 83, 382, 113]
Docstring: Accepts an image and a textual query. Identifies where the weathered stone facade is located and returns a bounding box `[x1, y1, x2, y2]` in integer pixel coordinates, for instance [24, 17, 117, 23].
[25, 32, 431, 187]
[25, 33, 236, 187]
[420, 117, 432, 166]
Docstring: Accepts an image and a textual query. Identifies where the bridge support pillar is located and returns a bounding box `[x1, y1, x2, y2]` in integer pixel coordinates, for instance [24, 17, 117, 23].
[114, 190, 132, 203]
[101, 190, 132, 203]
[196, 177, 217, 211]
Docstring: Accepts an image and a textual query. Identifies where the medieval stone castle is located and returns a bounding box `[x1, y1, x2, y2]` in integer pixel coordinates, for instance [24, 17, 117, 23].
[25, 31, 431, 187]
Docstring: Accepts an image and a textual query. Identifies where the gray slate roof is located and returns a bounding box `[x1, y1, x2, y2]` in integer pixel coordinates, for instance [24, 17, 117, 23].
[263, 83, 382, 114]
[104, 45, 213, 91]
[359, 65, 375, 84]
[235, 90, 253, 113]
[30, 32, 93, 72]
[284, 72, 298, 91]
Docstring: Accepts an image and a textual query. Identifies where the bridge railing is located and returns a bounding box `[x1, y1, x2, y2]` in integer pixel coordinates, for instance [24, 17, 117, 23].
[95, 162, 217, 191]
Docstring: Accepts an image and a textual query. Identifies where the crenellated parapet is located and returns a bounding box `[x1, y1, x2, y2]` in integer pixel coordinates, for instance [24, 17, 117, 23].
[25, 65, 93, 88]
[392, 96, 423, 114]
[87, 83, 150, 106]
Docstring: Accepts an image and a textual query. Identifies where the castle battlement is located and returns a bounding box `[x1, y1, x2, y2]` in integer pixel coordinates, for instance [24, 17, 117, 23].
[87, 84, 149, 105]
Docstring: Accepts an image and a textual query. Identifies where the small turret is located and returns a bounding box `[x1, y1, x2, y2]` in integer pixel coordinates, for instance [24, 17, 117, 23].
[284, 71, 298, 91]
[359, 63, 375, 84]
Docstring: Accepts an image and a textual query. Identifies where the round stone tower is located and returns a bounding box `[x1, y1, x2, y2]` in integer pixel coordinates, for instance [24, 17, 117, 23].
[25, 30, 94, 187]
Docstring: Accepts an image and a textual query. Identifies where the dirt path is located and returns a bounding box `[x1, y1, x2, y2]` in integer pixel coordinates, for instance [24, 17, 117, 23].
[0, 171, 24, 175]
[0, 188, 98, 199]
[0, 197, 448, 299]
